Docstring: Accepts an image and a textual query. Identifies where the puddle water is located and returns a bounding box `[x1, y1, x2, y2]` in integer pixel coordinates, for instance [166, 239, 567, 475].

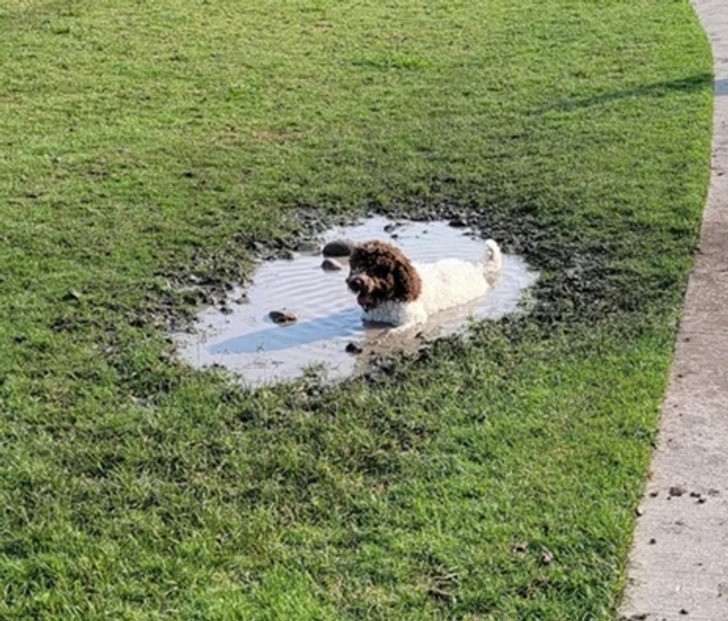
[173, 217, 537, 387]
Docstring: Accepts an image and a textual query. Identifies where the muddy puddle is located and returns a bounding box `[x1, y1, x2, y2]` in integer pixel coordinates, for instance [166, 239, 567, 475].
[173, 217, 537, 387]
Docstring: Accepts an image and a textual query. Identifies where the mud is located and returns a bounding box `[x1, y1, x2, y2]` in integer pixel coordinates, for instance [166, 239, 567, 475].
[173, 217, 537, 387]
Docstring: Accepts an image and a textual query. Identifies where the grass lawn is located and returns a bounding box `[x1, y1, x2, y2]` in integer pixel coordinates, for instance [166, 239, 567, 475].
[0, 0, 713, 619]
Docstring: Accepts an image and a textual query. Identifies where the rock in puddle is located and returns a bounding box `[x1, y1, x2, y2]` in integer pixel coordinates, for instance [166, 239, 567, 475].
[269, 309, 297, 325]
[323, 239, 354, 257]
[383, 222, 403, 233]
[345, 342, 363, 354]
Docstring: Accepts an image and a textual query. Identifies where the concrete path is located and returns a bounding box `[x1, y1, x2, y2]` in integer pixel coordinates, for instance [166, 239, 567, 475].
[619, 1, 728, 620]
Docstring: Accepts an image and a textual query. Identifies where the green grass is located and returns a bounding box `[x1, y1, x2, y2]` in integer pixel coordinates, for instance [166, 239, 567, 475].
[0, 0, 712, 619]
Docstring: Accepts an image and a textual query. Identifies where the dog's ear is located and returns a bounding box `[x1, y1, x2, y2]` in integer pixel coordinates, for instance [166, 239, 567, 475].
[392, 256, 421, 302]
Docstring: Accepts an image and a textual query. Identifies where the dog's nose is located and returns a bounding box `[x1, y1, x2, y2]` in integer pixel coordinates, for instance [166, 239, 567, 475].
[347, 276, 363, 292]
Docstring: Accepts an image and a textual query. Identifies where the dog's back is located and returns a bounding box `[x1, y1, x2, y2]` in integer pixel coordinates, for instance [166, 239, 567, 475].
[415, 259, 490, 315]
[355, 238, 502, 327]
[415, 239, 501, 315]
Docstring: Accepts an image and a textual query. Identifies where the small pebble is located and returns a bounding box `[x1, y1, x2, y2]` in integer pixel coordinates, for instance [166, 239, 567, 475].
[64, 289, 83, 302]
[322, 239, 354, 257]
[269, 310, 297, 325]
[345, 342, 363, 355]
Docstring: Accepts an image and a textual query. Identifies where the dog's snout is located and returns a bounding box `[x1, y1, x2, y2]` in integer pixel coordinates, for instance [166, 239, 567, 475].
[347, 275, 364, 292]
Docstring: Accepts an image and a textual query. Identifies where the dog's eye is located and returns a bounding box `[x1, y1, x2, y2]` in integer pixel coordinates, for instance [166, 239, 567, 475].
[347, 276, 364, 292]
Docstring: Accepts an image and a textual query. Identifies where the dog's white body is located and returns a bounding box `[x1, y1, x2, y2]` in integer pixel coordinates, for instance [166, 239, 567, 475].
[362, 240, 502, 328]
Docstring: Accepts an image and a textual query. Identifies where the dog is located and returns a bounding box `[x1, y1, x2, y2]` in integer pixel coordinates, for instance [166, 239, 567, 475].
[346, 238, 502, 329]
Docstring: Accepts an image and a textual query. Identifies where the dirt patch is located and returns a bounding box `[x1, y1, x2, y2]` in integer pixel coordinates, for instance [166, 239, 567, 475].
[156, 197, 626, 336]
[70, 190, 667, 395]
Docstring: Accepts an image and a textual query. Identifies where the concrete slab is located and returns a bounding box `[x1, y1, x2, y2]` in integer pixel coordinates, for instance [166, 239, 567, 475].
[619, 1, 728, 619]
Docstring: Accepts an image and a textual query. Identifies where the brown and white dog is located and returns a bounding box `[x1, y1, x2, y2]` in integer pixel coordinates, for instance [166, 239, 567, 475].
[346, 238, 501, 328]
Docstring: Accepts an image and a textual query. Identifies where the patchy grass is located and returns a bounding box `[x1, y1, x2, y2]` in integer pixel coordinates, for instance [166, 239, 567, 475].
[0, 0, 712, 619]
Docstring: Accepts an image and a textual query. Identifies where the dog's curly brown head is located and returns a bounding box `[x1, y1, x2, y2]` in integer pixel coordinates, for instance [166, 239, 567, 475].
[346, 240, 422, 311]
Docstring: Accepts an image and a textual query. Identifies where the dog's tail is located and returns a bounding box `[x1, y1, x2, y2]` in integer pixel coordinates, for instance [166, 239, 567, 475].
[484, 239, 502, 280]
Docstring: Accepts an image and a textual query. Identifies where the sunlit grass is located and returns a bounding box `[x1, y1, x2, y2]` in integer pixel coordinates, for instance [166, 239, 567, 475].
[0, 1, 712, 618]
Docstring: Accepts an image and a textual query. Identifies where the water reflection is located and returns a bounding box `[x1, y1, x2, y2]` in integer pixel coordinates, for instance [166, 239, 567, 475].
[209, 308, 363, 354]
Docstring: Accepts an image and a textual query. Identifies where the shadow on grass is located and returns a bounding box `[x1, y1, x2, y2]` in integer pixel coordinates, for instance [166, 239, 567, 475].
[539, 73, 714, 112]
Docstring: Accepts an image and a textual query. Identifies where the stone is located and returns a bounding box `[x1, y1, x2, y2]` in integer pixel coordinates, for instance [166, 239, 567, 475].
[322, 239, 354, 257]
[269, 309, 297, 325]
